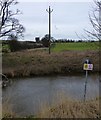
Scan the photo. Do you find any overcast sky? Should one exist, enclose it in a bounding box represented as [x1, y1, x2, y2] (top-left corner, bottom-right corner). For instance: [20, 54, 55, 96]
[14, 0, 95, 41]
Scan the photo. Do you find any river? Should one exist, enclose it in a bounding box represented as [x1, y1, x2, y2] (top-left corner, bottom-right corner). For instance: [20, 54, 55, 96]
[2, 74, 99, 117]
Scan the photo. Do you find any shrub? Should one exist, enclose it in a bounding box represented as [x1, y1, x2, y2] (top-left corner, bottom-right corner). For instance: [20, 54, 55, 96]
[8, 40, 21, 52]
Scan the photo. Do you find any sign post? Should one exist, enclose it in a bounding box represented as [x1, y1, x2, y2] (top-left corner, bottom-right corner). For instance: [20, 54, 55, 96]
[83, 59, 93, 102]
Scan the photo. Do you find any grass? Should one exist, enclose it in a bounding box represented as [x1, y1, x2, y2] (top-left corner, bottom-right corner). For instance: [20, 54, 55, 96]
[37, 98, 99, 118]
[2, 92, 100, 118]
[36, 92, 100, 118]
[2, 42, 100, 118]
[2, 48, 99, 78]
[2, 98, 16, 118]
[51, 42, 99, 52]
[2, 41, 100, 77]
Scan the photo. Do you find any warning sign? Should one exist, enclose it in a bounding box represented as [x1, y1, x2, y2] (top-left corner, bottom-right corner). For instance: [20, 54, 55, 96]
[83, 64, 93, 70]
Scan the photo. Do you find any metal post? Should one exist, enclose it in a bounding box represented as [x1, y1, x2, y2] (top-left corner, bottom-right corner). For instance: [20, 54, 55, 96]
[46, 6, 53, 54]
[84, 70, 88, 102]
[83, 59, 93, 102]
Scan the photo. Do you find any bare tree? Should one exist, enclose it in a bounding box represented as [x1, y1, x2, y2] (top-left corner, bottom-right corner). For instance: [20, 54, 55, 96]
[0, 0, 25, 39]
[85, 0, 101, 41]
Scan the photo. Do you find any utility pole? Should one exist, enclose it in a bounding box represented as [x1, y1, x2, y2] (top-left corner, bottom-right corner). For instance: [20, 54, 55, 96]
[46, 6, 53, 54]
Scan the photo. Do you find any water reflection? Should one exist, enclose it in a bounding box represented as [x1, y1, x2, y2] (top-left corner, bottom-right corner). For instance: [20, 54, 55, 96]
[2, 74, 99, 117]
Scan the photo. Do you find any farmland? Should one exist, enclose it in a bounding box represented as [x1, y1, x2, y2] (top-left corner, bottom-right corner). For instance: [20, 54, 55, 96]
[51, 42, 99, 52]
[1, 41, 99, 53]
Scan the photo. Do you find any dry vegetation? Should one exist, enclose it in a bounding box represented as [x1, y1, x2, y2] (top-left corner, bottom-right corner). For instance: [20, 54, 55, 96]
[2, 98, 16, 118]
[2, 43, 100, 119]
[2, 49, 99, 78]
[2, 94, 100, 118]
[37, 98, 100, 118]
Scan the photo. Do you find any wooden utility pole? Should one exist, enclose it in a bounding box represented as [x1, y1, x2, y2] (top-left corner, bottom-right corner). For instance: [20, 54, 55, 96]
[46, 6, 53, 54]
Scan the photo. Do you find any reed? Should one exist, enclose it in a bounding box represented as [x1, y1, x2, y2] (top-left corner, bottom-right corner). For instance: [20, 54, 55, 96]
[2, 97, 16, 118]
[37, 92, 99, 118]
[2, 50, 99, 78]
[2, 92, 100, 118]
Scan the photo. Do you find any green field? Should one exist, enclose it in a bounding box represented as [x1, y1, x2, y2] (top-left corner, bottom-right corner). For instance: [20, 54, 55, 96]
[51, 42, 99, 52]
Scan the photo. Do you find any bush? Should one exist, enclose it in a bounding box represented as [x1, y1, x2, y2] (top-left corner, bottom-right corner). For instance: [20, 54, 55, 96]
[2, 45, 10, 53]
[41, 34, 50, 47]
[8, 40, 21, 52]
[41, 38, 49, 47]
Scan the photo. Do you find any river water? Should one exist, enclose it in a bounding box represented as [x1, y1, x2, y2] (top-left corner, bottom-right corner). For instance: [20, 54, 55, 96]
[2, 74, 99, 117]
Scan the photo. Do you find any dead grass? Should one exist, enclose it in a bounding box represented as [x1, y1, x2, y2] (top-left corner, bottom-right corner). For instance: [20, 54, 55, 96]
[2, 49, 99, 78]
[2, 91, 100, 118]
[37, 95, 100, 118]
[2, 98, 16, 118]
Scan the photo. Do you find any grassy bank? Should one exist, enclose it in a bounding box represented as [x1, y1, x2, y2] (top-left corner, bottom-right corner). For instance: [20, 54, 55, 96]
[2, 95, 100, 118]
[2, 49, 99, 78]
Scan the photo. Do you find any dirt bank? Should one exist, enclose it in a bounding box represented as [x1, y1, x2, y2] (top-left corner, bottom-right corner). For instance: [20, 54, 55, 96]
[2, 49, 99, 78]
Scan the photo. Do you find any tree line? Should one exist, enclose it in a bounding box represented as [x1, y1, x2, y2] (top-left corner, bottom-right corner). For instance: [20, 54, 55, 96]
[0, 0, 101, 53]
